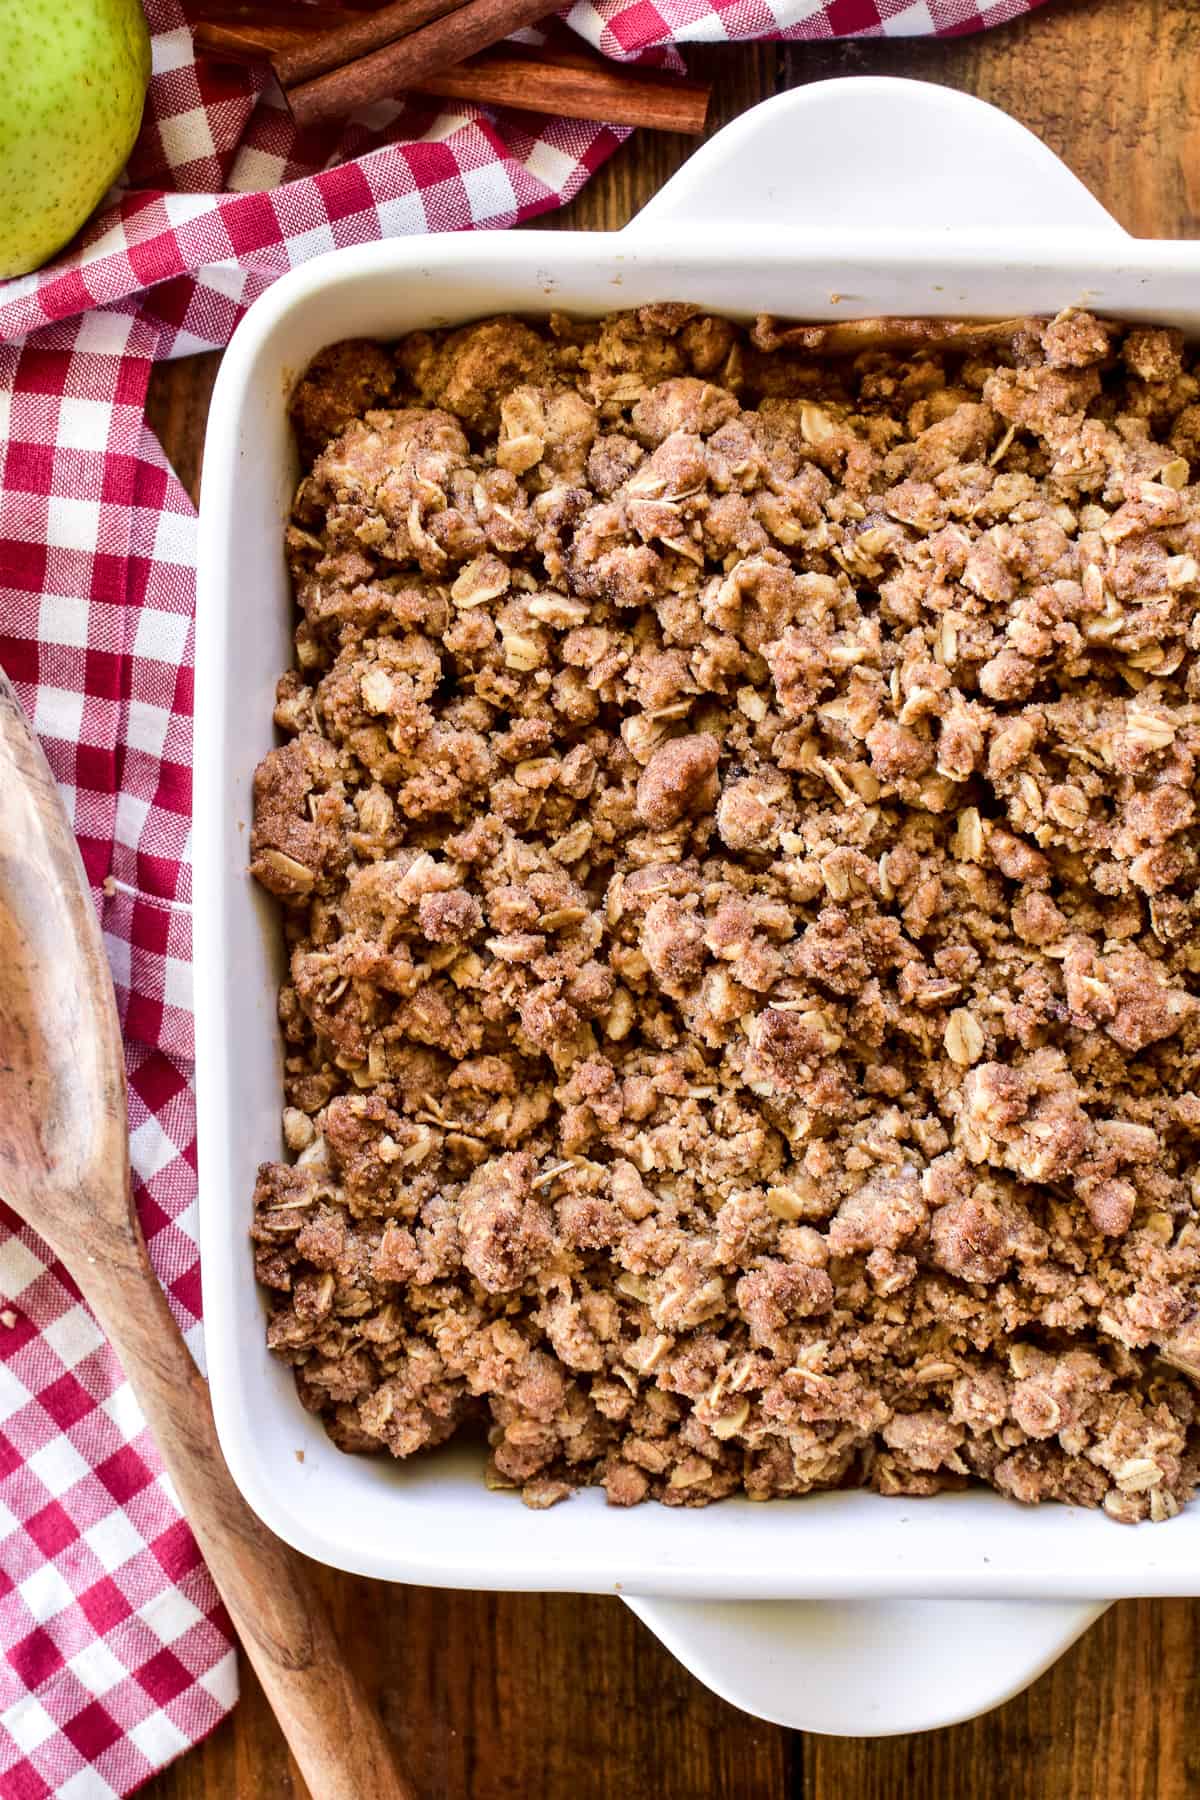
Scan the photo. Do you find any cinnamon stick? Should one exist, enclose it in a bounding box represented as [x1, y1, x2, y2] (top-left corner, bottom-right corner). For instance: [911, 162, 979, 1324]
[282, 0, 563, 126]
[424, 47, 707, 132]
[272, 0, 469, 86]
[194, 19, 311, 56]
[182, 1, 381, 22]
[194, 19, 710, 133]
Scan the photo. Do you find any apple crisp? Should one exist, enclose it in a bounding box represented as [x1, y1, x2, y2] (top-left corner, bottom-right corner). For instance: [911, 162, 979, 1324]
[250, 304, 1200, 1521]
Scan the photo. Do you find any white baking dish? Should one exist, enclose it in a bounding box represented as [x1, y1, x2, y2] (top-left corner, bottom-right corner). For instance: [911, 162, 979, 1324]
[195, 77, 1200, 1731]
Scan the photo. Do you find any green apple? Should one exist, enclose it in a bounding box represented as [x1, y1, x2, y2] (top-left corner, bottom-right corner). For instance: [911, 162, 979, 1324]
[0, 0, 151, 279]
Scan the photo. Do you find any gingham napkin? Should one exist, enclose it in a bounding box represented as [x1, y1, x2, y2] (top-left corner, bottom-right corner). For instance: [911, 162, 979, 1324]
[0, 0, 1050, 1792]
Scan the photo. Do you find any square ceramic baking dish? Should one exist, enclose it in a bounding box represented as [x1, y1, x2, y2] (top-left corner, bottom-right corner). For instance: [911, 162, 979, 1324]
[195, 77, 1200, 1732]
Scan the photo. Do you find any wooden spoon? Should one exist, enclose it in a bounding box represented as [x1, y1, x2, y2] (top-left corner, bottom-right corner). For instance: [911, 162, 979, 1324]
[0, 668, 413, 1800]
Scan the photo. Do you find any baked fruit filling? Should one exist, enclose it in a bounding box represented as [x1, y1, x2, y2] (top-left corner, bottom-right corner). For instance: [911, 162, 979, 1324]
[251, 304, 1200, 1520]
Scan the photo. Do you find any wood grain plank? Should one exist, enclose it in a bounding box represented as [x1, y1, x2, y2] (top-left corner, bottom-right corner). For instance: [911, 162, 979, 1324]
[806, 1599, 1200, 1800]
[143, 353, 222, 511]
[143, 5, 1200, 1793]
[146, 1574, 791, 1798]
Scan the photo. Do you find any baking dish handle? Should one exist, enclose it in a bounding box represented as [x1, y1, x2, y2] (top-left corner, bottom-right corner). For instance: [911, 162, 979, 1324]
[624, 1594, 1107, 1735]
[627, 77, 1126, 239]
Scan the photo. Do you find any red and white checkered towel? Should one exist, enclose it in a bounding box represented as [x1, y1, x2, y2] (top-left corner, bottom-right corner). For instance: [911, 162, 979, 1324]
[0, 0, 1050, 1791]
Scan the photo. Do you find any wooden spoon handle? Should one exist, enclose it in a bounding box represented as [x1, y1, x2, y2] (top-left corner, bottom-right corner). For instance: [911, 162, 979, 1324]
[91, 1245, 414, 1800]
[0, 669, 413, 1800]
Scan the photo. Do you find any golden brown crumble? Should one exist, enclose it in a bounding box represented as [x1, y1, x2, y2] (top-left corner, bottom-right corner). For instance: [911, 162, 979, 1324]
[251, 303, 1200, 1522]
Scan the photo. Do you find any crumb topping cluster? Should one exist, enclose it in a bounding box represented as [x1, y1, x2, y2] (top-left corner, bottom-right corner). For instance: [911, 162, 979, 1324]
[250, 304, 1200, 1521]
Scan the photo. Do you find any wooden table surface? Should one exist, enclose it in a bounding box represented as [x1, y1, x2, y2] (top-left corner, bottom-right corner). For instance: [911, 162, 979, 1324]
[142, 1, 1200, 1792]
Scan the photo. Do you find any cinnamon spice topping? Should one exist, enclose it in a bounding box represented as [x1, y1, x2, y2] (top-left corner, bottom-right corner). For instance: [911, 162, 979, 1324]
[252, 305, 1200, 1523]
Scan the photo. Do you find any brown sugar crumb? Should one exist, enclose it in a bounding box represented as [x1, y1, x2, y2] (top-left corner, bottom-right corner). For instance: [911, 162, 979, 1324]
[252, 305, 1200, 1524]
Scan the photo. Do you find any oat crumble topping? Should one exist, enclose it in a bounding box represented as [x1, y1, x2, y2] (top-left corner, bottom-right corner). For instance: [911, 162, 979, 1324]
[250, 304, 1200, 1521]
